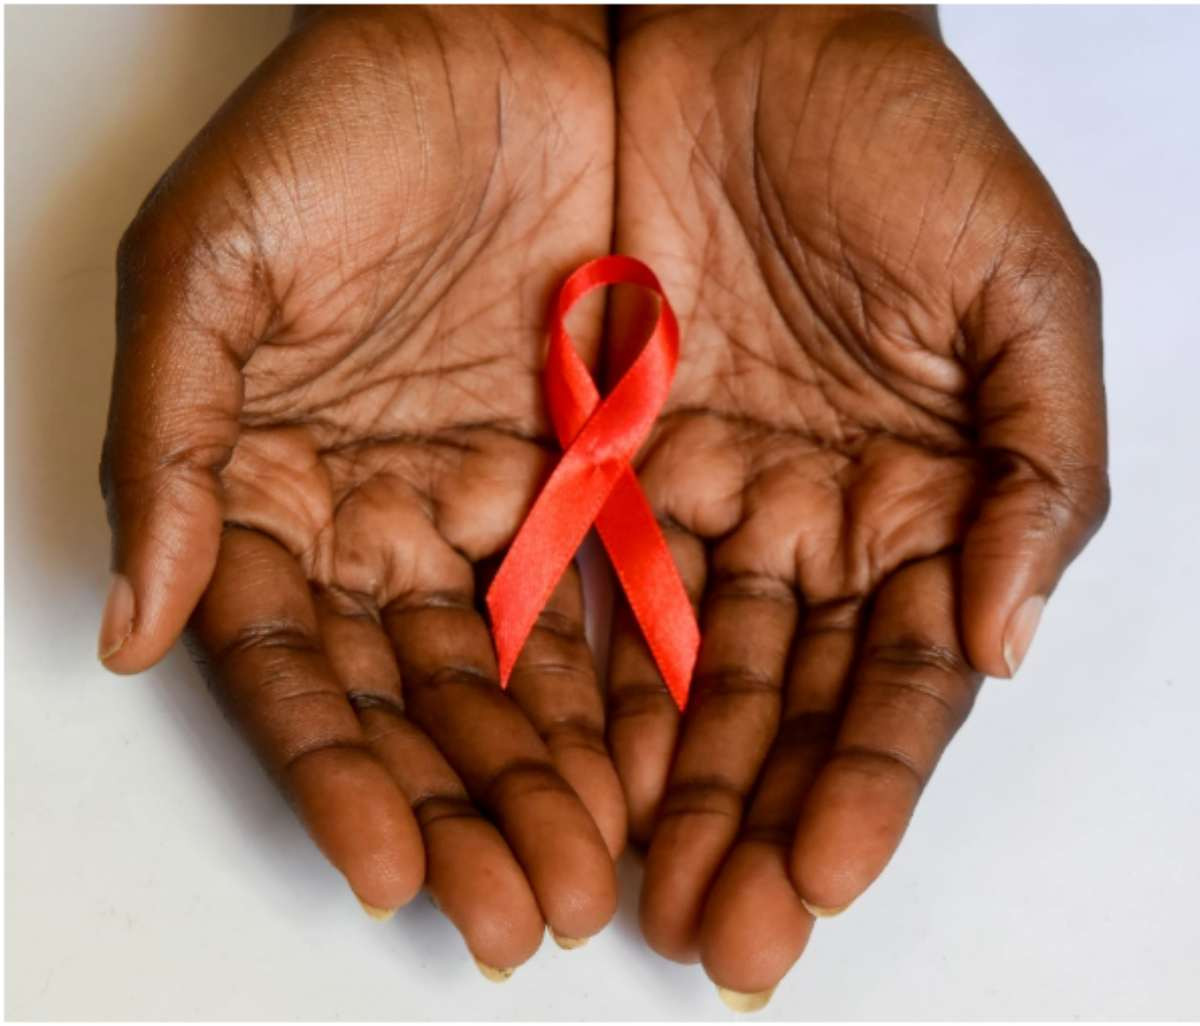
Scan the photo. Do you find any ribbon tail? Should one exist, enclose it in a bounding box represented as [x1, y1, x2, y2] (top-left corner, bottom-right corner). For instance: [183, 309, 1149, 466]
[487, 457, 623, 686]
[596, 469, 699, 709]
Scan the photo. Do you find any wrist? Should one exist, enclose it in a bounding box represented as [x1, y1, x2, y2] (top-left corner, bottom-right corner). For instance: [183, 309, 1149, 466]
[617, 5, 940, 45]
[293, 4, 608, 50]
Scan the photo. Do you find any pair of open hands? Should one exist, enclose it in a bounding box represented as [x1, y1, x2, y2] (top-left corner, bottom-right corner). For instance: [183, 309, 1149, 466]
[98, 5, 1108, 1006]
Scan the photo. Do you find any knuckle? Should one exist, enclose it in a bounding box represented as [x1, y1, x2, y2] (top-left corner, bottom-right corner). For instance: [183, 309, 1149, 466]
[116, 170, 266, 326]
[861, 676, 971, 733]
[828, 743, 927, 789]
[409, 792, 481, 830]
[984, 448, 1109, 538]
[541, 716, 606, 757]
[691, 665, 780, 701]
[281, 738, 371, 779]
[1072, 463, 1112, 530]
[862, 636, 978, 726]
[1040, 462, 1111, 540]
[531, 607, 587, 645]
[775, 709, 840, 752]
[484, 759, 572, 812]
[116, 183, 178, 284]
[657, 776, 744, 823]
[116, 197, 154, 263]
[346, 690, 406, 719]
[116, 214, 151, 278]
[866, 636, 970, 680]
[608, 681, 677, 723]
[704, 570, 797, 609]
[514, 659, 594, 688]
[414, 663, 498, 696]
[212, 618, 321, 671]
[1075, 243, 1103, 296]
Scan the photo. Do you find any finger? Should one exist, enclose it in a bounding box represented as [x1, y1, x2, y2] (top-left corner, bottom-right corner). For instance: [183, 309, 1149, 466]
[383, 588, 617, 943]
[606, 524, 706, 843]
[314, 591, 544, 970]
[640, 567, 798, 963]
[505, 563, 626, 860]
[961, 248, 1109, 677]
[790, 554, 981, 913]
[699, 598, 860, 998]
[190, 528, 423, 911]
[100, 210, 268, 673]
[701, 847, 807, 1012]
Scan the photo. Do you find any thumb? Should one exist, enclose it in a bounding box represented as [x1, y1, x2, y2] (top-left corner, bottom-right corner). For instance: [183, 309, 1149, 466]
[960, 245, 1110, 678]
[99, 205, 269, 673]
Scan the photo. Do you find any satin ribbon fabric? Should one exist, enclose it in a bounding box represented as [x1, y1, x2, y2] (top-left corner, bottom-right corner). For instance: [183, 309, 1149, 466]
[486, 256, 700, 709]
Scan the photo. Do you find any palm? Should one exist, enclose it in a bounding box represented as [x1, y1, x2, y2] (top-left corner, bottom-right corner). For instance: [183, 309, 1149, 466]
[110, 8, 621, 972]
[227, 16, 610, 572]
[610, 7, 1106, 997]
[615, 9, 1036, 593]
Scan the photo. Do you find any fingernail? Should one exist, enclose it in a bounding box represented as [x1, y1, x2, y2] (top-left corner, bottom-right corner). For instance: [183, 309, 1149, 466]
[1003, 595, 1045, 676]
[474, 957, 514, 983]
[98, 573, 135, 662]
[549, 927, 588, 950]
[357, 897, 395, 921]
[717, 986, 776, 1013]
[801, 898, 848, 918]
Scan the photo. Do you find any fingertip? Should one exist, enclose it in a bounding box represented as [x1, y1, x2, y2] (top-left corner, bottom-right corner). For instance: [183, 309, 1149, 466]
[97, 572, 136, 669]
[959, 469, 1090, 678]
[425, 818, 546, 971]
[356, 897, 396, 922]
[473, 957, 517, 983]
[1002, 594, 1045, 677]
[99, 605, 194, 676]
[98, 590, 210, 674]
[541, 830, 619, 942]
[100, 565, 221, 676]
[639, 817, 734, 963]
[289, 746, 425, 911]
[700, 842, 813, 996]
[960, 590, 1017, 679]
[549, 926, 588, 950]
[491, 775, 619, 943]
[799, 898, 848, 918]
[638, 893, 701, 965]
[466, 916, 545, 974]
[788, 769, 915, 914]
[961, 579, 1045, 680]
[960, 556, 1027, 676]
[101, 472, 224, 674]
[716, 984, 777, 1014]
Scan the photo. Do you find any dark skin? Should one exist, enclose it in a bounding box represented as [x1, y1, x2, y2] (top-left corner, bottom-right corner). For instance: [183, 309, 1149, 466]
[608, 5, 1107, 1002]
[100, 6, 623, 973]
[99, 3, 1107, 1001]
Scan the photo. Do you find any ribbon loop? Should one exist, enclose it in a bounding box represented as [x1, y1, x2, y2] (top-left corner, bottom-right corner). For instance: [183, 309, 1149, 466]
[486, 256, 700, 709]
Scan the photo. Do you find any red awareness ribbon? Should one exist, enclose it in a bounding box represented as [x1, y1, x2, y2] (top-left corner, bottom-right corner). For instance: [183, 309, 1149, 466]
[486, 255, 699, 710]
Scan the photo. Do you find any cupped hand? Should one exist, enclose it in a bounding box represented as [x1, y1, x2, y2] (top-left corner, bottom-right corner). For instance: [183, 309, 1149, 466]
[609, 6, 1108, 1000]
[100, 6, 621, 971]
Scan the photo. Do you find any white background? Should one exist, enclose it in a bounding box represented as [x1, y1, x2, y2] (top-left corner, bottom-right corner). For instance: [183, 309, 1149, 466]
[5, 5, 1199, 1020]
